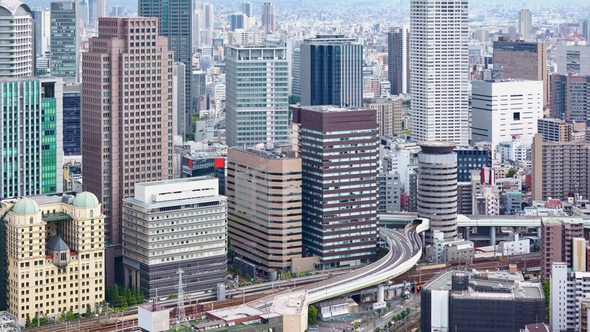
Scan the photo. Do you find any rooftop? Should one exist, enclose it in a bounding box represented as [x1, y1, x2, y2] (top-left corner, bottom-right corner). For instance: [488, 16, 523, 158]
[229, 147, 298, 160]
[272, 291, 307, 316]
[302, 105, 370, 113]
[208, 305, 265, 323]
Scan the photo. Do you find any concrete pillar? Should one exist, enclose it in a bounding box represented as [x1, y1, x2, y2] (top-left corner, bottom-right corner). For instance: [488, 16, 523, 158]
[377, 284, 385, 303]
[465, 227, 470, 241]
[490, 226, 496, 246]
[537, 227, 542, 237]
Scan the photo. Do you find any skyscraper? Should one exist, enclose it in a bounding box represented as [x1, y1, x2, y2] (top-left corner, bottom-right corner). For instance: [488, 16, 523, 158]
[88, 0, 105, 28]
[387, 25, 409, 95]
[225, 44, 290, 147]
[0, 77, 63, 198]
[417, 142, 458, 243]
[50, 1, 80, 83]
[31, 8, 50, 58]
[139, 0, 194, 129]
[493, 39, 549, 106]
[0, 1, 33, 77]
[82, 17, 174, 285]
[63, 84, 81, 156]
[202, 2, 214, 30]
[241, 1, 252, 17]
[293, 106, 379, 268]
[410, 0, 469, 146]
[518, 9, 532, 41]
[228, 12, 246, 31]
[551, 74, 590, 124]
[292, 48, 301, 98]
[300, 34, 363, 108]
[261, 2, 275, 34]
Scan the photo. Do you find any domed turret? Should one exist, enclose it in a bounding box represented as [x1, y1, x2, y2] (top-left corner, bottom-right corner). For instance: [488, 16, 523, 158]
[12, 197, 39, 215]
[72, 192, 99, 208]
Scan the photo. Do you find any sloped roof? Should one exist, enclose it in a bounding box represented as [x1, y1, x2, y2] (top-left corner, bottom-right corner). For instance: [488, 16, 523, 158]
[47, 235, 69, 252]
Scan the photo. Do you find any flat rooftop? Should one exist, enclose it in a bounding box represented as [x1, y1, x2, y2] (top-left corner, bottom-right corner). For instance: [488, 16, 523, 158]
[301, 105, 370, 113]
[208, 305, 265, 322]
[272, 291, 307, 316]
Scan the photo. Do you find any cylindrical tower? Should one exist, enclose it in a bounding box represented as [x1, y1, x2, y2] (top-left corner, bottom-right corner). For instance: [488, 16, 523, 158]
[417, 141, 457, 243]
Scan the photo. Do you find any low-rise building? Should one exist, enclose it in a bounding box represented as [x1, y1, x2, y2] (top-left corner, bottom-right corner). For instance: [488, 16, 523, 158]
[379, 172, 401, 213]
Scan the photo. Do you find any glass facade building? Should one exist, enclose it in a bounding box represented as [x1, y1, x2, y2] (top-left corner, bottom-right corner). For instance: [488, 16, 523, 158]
[50, 1, 80, 82]
[63, 85, 81, 155]
[225, 44, 290, 147]
[0, 77, 63, 198]
[456, 147, 492, 182]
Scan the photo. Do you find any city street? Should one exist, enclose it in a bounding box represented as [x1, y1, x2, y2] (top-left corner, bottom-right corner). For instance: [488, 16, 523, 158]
[360, 296, 421, 332]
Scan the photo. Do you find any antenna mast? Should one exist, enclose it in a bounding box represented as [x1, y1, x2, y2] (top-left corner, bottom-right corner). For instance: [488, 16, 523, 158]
[175, 269, 190, 327]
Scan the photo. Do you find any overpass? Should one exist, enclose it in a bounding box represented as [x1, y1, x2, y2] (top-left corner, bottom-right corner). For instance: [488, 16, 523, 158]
[250, 218, 430, 331]
[379, 213, 590, 228]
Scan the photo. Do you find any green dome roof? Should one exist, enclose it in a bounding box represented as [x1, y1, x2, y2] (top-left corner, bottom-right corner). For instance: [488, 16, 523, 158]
[72, 192, 99, 208]
[12, 197, 40, 215]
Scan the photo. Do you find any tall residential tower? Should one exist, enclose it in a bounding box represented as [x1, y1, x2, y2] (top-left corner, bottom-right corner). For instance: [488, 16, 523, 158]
[387, 26, 409, 95]
[410, 0, 469, 146]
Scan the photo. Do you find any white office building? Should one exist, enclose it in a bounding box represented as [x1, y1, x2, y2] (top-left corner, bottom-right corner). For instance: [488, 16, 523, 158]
[410, 0, 469, 146]
[471, 80, 543, 146]
[0, 0, 33, 77]
[518, 9, 532, 41]
[556, 44, 590, 75]
[495, 137, 529, 163]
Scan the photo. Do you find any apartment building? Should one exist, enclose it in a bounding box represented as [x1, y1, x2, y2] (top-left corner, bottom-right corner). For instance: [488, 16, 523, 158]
[378, 172, 401, 213]
[541, 218, 584, 283]
[363, 97, 402, 137]
[227, 147, 302, 275]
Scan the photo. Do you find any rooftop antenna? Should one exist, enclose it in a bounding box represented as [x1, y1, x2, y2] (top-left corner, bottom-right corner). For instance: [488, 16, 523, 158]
[175, 269, 190, 328]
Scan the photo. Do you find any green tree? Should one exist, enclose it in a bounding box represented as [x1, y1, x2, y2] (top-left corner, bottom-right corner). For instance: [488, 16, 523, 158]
[374, 328, 381, 332]
[25, 313, 31, 327]
[308, 305, 318, 324]
[507, 169, 517, 178]
[353, 322, 359, 330]
[66, 309, 75, 321]
[86, 304, 92, 316]
[112, 284, 119, 300]
[544, 280, 550, 320]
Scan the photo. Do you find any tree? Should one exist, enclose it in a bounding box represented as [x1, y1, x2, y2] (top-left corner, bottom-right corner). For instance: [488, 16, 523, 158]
[308, 305, 318, 324]
[544, 280, 550, 320]
[86, 304, 92, 316]
[25, 313, 31, 327]
[66, 309, 75, 321]
[507, 169, 517, 178]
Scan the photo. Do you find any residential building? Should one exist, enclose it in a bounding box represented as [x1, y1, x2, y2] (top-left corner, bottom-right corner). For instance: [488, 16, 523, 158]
[410, 0, 469, 146]
[227, 147, 302, 275]
[225, 43, 289, 148]
[473, 186, 500, 216]
[518, 9, 532, 41]
[456, 146, 492, 182]
[537, 118, 571, 142]
[549, 262, 590, 331]
[63, 84, 81, 156]
[122, 177, 227, 297]
[81, 17, 174, 285]
[531, 134, 590, 201]
[0, 77, 63, 198]
[139, 0, 194, 129]
[363, 97, 402, 137]
[31, 8, 50, 57]
[457, 183, 473, 215]
[378, 172, 401, 213]
[261, 2, 274, 34]
[0, 1, 33, 77]
[471, 80, 543, 146]
[387, 25, 409, 95]
[541, 218, 584, 282]
[492, 39, 549, 106]
[2, 192, 105, 325]
[408, 170, 417, 212]
[300, 35, 363, 108]
[556, 44, 590, 75]
[293, 106, 379, 268]
[421, 269, 545, 332]
[550, 74, 590, 125]
[418, 142, 458, 243]
[50, 1, 80, 83]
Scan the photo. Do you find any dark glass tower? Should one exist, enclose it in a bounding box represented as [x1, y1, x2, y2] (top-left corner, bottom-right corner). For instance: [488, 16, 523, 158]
[300, 34, 363, 108]
[139, 0, 194, 121]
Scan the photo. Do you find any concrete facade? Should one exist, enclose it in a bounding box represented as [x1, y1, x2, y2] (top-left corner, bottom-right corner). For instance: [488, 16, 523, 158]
[541, 218, 584, 283]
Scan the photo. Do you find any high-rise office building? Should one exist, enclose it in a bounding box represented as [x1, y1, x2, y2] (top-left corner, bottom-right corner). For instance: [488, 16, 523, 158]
[363, 97, 402, 137]
[518, 9, 532, 41]
[81, 17, 174, 285]
[292, 48, 301, 98]
[418, 142, 458, 243]
[261, 2, 275, 34]
[31, 8, 50, 57]
[556, 44, 590, 75]
[228, 12, 246, 31]
[387, 26, 409, 95]
[410, 0, 469, 146]
[551, 74, 590, 124]
[88, 0, 105, 27]
[471, 79, 543, 146]
[293, 106, 379, 268]
[173, 62, 187, 138]
[139, 0, 194, 129]
[492, 39, 549, 106]
[2, 193, 105, 326]
[0, 1, 33, 77]
[541, 218, 584, 283]
[225, 44, 290, 147]
[202, 2, 214, 30]
[63, 84, 81, 156]
[0, 77, 63, 198]
[300, 34, 363, 108]
[50, 1, 80, 83]
[227, 147, 302, 276]
[110, 5, 122, 16]
[240, 1, 252, 17]
[122, 177, 227, 297]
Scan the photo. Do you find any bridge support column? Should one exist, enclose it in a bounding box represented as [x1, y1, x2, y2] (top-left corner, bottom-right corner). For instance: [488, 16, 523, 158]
[465, 227, 470, 241]
[490, 226, 496, 246]
[377, 284, 384, 303]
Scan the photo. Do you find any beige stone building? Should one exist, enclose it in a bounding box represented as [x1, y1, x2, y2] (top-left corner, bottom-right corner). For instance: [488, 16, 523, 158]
[2, 192, 105, 325]
[227, 147, 302, 276]
[363, 97, 403, 136]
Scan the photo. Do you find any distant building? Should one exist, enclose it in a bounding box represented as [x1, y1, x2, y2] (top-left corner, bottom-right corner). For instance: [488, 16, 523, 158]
[63, 84, 81, 156]
[471, 80, 543, 146]
[182, 152, 226, 195]
[50, 1, 80, 82]
[387, 26, 409, 95]
[537, 118, 571, 142]
[293, 106, 379, 268]
[292, 48, 301, 98]
[456, 147, 492, 182]
[261, 2, 274, 33]
[421, 268, 545, 332]
[363, 97, 402, 137]
[31, 8, 50, 57]
[2, 193, 105, 325]
[496, 137, 529, 164]
[240, 1, 252, 17]
[457, 183, 473, 215]
[556, 44, 590, 75]
[300, 35, 363, 108]
[550, 74, 590, 125]
[518, 9, 532, 41]
[378, 172, 401, 213]
[228, 12, 246, 31]
[122, 177, 227, 298]
[227, 147, 302, 276]
[541, 218, 584, 283]
[0, 77, 64, 198]
[503, 192, 523, 214]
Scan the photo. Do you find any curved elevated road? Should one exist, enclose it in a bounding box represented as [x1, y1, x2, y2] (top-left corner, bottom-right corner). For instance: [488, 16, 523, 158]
[252, 218, 429, 309]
